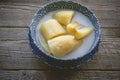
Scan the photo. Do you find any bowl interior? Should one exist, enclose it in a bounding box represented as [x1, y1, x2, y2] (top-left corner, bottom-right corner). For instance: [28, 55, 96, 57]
[35, 10, 95, 60]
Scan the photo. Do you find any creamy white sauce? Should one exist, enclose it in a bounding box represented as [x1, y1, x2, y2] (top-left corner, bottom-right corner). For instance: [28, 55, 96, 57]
[36, 10, 95, 60]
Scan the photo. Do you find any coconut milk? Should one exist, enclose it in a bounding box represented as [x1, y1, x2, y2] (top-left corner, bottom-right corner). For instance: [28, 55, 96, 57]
[36, 10, 95, 60]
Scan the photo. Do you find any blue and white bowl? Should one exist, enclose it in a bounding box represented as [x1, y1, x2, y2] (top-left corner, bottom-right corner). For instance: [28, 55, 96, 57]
[28, 0, 101, 69]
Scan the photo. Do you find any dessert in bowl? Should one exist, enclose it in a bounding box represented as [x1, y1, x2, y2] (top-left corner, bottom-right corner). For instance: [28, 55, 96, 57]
[28, 0, 101, 68]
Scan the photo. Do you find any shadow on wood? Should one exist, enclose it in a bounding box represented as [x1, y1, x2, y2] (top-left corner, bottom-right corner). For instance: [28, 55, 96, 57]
[44, 70, 81, 80]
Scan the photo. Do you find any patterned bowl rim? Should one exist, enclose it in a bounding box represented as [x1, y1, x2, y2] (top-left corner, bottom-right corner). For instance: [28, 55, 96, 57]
[28, 0, 102, 68]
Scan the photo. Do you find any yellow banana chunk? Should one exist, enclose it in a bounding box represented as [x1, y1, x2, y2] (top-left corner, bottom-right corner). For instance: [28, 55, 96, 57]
[53, 10, 75, 26]
[48, 35, 82, 57]
[75, 27, 93, 39]
[67, 22, 80, 34]
[40, 19, 66, 40]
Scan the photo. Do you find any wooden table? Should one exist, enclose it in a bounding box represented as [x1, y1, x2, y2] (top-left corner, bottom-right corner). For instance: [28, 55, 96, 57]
[0, 0, 120, 80]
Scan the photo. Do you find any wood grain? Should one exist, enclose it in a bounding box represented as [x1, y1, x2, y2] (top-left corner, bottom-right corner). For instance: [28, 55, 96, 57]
[0, 70, 119, 80]
[0, 0, 120, 27]
[0, 0, 120, 79]
[0, 28, 28, 41]
[0, 28, 119, 70]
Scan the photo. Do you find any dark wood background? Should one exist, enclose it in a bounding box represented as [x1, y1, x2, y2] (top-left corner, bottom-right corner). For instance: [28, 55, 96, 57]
[0, 0, 120, 80]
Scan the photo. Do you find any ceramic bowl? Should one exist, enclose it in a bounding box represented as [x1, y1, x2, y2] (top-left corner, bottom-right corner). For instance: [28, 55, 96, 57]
[28, 0, 101, 69]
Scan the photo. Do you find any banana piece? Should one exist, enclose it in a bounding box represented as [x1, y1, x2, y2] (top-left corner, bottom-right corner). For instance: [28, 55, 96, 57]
[67, 21, 80, 34]
[40, 19, 66, 40]
[48, 35, 82, 57]
[75, 27, 93, 39]
[53, 10, 75, 26]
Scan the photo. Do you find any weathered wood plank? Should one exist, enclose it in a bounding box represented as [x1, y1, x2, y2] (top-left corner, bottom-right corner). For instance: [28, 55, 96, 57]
[0, 0, 50, 5]
[0, 4, 36, 27]
[0, 28, 28, 41]
[0, 0, 120, 6]
[0, 56, 50, 69]
[0, 28, 120, 41]
[0, 1, 119, 27]
[0, 28, 120, 69]
[0, 70, 120, 80]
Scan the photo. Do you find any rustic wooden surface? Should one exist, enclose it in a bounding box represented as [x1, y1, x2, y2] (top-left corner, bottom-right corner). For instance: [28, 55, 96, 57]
[0, 0, 120, 80]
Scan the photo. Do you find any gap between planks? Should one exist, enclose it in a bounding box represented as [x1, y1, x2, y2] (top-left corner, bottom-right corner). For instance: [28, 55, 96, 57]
[0, 69, 120, 71]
